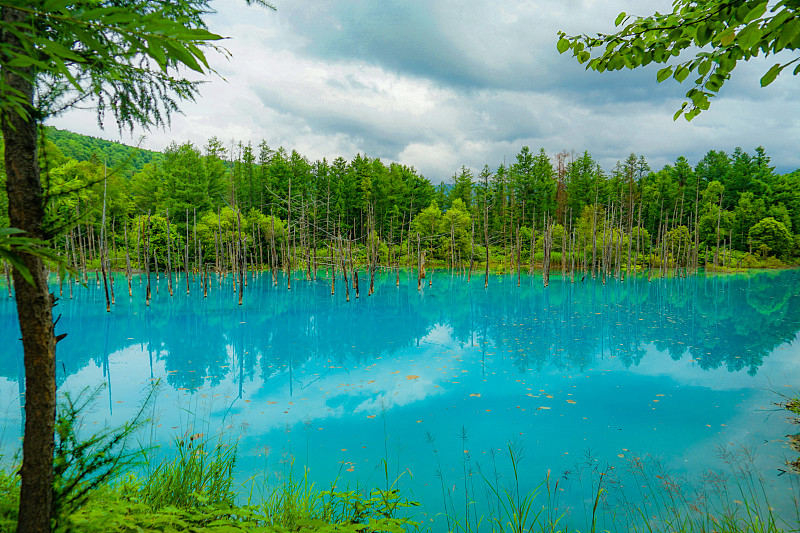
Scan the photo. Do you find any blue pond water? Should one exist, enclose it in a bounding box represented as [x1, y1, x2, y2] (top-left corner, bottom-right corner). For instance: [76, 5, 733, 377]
[1, 269, 799, 528]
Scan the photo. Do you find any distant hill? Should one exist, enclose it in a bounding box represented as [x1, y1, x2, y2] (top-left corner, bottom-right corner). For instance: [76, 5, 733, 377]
[43, 126, 163, 176]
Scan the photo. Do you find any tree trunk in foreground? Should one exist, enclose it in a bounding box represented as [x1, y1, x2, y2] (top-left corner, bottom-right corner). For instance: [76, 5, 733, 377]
[2, 7, 57, 532]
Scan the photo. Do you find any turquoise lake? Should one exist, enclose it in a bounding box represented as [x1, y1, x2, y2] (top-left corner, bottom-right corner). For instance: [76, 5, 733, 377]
[1, 269, 800, 529]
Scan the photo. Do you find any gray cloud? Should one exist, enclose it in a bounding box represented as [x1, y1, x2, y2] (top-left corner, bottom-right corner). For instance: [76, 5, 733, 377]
[48, 0, 800, 183]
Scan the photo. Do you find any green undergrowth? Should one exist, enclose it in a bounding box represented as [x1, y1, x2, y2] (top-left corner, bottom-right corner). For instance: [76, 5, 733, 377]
[0, 436, 420, 533]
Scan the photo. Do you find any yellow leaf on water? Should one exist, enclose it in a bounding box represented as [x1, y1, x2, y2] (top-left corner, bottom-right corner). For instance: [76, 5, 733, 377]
[406, 375, 419, 380]
[470, 393, 481, 397]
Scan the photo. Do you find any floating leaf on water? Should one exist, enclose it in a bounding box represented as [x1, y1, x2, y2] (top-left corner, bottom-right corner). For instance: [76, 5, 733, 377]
[469, 393, 481, 397]
[566, 399, 576, 404]
[406, 375, 420, 380]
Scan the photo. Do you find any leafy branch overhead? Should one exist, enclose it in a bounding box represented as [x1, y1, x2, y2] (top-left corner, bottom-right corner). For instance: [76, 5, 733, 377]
[0, 0, 273, 129]
[556, 0, 800, 120]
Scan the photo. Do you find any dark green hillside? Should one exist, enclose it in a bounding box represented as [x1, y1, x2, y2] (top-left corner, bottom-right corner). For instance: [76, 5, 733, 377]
[43, 126, 163, 176]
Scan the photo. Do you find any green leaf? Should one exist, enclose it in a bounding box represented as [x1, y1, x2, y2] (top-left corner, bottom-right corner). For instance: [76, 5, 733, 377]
[777, 19, 800, 50]
[556, 37, 570, 54]
[0, 250, 34, 285]
[719, 29, 736, 46]
[615, 12, 627, 26]
[656, 66, 673, 82]
[674, 65, 690, 82]
[696, 23, 713, 46]
[760, 63, 782, 86]
[743, 2, 768, 24]
[736, 23, 763, 50]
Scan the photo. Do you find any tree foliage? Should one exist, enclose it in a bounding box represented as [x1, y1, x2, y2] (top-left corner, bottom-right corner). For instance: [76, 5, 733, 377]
[557, 0, 800, 120]
[749, 216, 793, 256]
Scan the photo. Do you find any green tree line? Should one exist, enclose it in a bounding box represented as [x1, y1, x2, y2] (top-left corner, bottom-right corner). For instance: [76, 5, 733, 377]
[3, 130, 799, 273]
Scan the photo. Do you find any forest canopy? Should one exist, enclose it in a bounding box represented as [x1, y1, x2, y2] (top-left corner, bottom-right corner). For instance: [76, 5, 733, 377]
[3, 127, 799, 267]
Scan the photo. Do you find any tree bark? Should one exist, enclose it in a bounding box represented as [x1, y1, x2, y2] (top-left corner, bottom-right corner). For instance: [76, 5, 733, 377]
[2, 6, 57, 531]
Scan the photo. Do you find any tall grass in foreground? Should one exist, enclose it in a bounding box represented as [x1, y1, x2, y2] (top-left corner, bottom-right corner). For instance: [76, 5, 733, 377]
[438, 443, 800, 533]
[2, 385, 799, 533]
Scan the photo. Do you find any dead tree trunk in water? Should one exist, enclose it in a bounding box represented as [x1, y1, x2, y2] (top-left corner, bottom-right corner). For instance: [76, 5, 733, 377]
[542, 216, 552, 287]
[124, 222, 132, 296]
[467, 215, 475, 283]
[165, 209, 174, 296]
[484, 206, 489, 289]
[270, 214, 278, 286]
[338, 232, 350, 302]
[145, 212, 152, 305]
[237, 210, 245, 305]
[185, 209, 191, 294]
[99, 174, 111, 312]
[417, 233, 423, 291]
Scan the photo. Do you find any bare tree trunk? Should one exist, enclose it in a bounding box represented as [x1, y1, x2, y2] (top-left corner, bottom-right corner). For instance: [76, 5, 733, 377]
[330, 242, 336, 295]
[516, 224, 521, 287]
[287, 177, 292, 290]
[237, 210, 245, 305]
[417, 232, 423, 291]
[145, 212, 152, 305]
[467, 216, 475, 283]
[338, 232, 350, 302]
[185, 209, 191, 294]
[714, 193, 723, 270]
[484, 205, 489, 289]
[165, 208, 173, 296]
[270, 215, 277, 286]
[124, 222, 132, 297]
[530, 208, 536, 275]
[99, 173, 111, 312]
[542, 216, 552, 287]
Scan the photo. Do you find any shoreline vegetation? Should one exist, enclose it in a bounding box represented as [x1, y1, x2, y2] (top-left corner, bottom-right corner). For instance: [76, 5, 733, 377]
[3, 130, 800, 309]
[1, 395, 799, 532]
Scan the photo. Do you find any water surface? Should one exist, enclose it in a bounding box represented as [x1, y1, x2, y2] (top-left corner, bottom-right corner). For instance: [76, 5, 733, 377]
[1, 269, 799, 528]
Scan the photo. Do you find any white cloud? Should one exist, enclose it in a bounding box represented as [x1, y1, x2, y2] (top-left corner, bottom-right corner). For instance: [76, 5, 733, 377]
[48, 0, 800, 182]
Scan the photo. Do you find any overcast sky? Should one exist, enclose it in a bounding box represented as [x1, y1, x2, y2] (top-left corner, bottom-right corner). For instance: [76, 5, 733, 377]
[49, 0, 800, 181]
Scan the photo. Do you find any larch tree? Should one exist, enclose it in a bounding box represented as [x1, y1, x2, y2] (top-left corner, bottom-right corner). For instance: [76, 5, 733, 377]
[0, 1, 272, 530]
